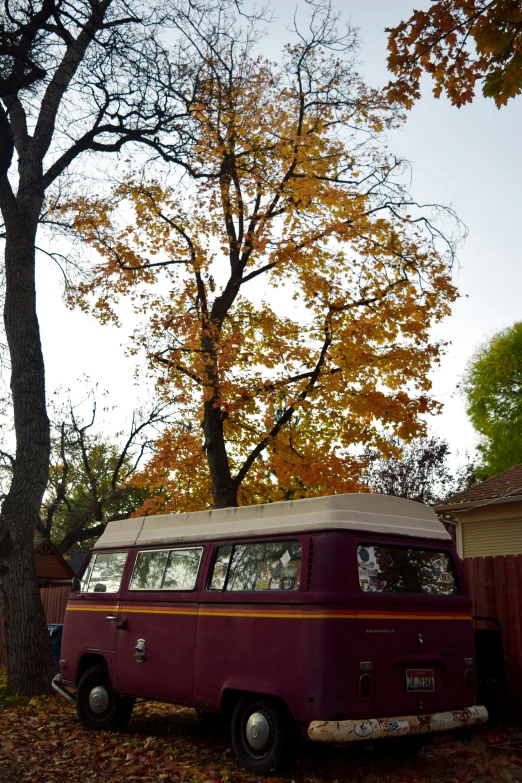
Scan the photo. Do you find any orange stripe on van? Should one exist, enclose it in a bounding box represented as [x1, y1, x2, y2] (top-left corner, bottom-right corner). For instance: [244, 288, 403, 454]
[123, 607, 198, 616]
[66, 604, 471, 622]
[66, 605, 120, 612]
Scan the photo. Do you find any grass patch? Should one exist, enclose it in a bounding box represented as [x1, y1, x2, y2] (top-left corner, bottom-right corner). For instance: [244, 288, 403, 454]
[0, 685, 28, 709]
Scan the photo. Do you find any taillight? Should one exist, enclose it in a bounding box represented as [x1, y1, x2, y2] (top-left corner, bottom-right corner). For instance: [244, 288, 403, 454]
[464, 668, 474, 691]
[359, 673, 372, 699]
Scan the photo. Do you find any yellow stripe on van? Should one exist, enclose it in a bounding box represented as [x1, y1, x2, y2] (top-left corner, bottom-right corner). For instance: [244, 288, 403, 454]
[358, 612, 471, 621]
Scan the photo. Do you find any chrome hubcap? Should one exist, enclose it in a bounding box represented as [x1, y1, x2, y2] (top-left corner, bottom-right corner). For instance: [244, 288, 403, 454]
[88, 685, 110, 715]
[246, 711, 270, 751]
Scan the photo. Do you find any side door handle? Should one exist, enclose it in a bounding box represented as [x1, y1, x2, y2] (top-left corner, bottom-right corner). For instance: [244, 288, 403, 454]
[106, 615, 118, 622]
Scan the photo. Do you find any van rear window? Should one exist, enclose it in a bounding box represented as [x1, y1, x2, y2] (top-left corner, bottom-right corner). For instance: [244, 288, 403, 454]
[357, 544, 458, 595]
[209, 541, 302, 592]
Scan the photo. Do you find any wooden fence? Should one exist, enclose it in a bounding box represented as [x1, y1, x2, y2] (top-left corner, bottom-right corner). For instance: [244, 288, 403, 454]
[0, 582, 71, 667]
[463, 555, 522, 715]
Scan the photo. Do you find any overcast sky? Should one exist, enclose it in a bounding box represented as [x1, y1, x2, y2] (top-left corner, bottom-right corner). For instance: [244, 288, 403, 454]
[35, 0, 522, 463]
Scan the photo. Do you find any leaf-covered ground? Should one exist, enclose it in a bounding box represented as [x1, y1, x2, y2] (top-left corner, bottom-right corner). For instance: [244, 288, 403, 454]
[1, 672, 522, 783]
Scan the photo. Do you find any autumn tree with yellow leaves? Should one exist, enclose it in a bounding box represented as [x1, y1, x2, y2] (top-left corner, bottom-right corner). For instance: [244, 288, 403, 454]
[65, 1, 459, 512]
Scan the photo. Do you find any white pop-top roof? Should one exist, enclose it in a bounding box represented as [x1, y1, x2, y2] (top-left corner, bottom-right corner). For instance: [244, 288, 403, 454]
[93, 493, 451, 549]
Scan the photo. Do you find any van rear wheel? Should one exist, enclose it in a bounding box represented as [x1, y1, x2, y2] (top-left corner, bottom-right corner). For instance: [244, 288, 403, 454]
[231, 694, 297, 774]
[76, 665, 134, 730]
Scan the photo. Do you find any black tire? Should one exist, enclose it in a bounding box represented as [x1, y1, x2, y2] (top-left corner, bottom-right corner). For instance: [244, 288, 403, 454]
[231, 694, 298, 774]
[76, 664, 134, 731]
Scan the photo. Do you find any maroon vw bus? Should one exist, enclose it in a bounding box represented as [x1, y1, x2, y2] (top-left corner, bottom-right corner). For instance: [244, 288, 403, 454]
[53, 494, 487, 773]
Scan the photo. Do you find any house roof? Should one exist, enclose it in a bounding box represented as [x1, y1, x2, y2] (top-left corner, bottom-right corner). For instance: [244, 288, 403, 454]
[32, 538, 75, 580]
[436, 463, 522, 512]
[94, 493, 451, 549]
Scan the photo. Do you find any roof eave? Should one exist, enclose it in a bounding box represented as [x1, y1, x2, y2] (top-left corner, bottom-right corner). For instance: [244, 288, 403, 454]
[436, 493, 522, 513]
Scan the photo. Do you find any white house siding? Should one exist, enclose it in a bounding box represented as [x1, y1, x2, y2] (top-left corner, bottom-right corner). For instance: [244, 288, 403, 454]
[460, 507, 522, 558]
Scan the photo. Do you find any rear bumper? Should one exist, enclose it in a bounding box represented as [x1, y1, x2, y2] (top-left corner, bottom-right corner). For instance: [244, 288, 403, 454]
[308, 704, 488, 743]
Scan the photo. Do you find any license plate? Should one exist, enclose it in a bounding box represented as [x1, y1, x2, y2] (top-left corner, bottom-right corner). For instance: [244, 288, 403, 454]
[406, 668, 435, 692]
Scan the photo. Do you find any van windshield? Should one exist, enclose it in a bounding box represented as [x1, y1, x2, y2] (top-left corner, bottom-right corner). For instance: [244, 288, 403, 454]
[357, 544, 458, 596]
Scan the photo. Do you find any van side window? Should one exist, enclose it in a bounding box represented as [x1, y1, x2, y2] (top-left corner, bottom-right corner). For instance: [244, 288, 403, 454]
[163, 549, 203, 590]
[129, 550, 169, 590]
[210, 540, 302, 592]
[129, 547, 203, 591]
[357, 544, 458, 595]
[80, 552, 128, 593]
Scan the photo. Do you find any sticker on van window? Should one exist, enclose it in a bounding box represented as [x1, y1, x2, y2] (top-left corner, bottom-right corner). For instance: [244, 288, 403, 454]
[357, 544, 458, 596]
[224, 540, 302, 592]
[358, 547, 370, 563]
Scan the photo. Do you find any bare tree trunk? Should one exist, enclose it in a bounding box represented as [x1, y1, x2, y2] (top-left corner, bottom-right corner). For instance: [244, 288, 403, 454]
[0, 545, 56, 693]
[0, 207, 56, 694]
[203, 402, 238, 508]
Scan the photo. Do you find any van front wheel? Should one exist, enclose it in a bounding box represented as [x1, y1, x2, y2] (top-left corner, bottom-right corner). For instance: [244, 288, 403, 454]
[231, 694, 297, 774]
[76, 665, 134, 730]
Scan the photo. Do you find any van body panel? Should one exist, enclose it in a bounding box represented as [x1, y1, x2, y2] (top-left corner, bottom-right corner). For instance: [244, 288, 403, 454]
[63, 593, 120, 654]
[194, 603, 303, 715]
[115, 598, 199, 703]
[193, 538, 307, 716]
[301, 610, 362, 721]
[61, 646, 117, 687]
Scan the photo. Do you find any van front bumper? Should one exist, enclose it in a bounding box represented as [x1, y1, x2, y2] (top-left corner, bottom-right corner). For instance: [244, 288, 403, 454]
[52, 673, 76, 703]
[308, 704, 488, 743]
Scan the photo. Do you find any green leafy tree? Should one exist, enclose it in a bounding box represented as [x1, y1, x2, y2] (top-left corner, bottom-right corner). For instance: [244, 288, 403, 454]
[463, 322, 522, 476]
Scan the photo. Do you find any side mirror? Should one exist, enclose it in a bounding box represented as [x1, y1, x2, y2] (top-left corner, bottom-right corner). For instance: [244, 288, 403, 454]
[72, 576, 81, 592]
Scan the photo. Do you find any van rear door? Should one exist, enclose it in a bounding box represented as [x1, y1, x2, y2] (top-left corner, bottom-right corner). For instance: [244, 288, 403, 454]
[356, 543, 475, 717]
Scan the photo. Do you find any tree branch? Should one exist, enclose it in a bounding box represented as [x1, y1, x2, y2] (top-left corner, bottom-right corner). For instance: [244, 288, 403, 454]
[234, 326, 333, 486]
[56, 522, 107, 554]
